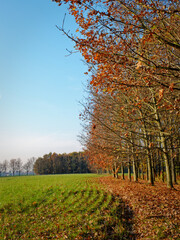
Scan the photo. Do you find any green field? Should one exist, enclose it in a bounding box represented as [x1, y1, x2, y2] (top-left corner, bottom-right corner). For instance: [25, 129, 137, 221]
[0, 174, 131, 239]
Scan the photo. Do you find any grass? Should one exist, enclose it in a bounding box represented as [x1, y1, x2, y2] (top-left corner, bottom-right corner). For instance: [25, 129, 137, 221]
[0, 174, 132, 239]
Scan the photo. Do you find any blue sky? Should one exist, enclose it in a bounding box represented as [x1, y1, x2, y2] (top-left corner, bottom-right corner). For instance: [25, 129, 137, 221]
[0, 0, 88, 161]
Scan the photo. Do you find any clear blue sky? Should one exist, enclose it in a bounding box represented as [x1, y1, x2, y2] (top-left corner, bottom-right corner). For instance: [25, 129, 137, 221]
[0, 0, 88, 161]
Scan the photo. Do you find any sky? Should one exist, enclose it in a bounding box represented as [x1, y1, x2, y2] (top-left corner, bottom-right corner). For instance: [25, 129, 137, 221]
[0, 0, 88, 162]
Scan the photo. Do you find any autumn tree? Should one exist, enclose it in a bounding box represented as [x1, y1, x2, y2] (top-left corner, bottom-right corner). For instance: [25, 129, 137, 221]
[80, 77, 179, 186]
[54, 0, 180, 188]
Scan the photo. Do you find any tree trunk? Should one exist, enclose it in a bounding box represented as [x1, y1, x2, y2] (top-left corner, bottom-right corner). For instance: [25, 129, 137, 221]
[171, 157, 177, 184]
[153, 96, 173, 188]
[121, 164, 125, 180]
[147, 152, 154, 185]
[159, 133, 173, 188]
[139, 109, 154, 185]
[146, 161, 149, 181]
[158, 150, 161, 177]
[170, 138, 177, 184]
[137, 162, 140, 179]
[161, 160, 165, 182]
[142, 165, 144, 180]
[132, 157, 138, 182]
[128, 161, 131, 181]
[130, 133, 138, 182]
[152, 154, 155, 182]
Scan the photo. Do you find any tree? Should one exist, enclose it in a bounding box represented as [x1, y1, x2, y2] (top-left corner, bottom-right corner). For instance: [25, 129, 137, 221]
[0, 162, 3, 176]
[28, 157, 36, 175]
[33, 152, 91, 175]
[2, 160, 9, 176]
[54, 0, 179, 188]
[9, 159, 17, 176]
[23, 159, 32, 175]
[16, 158, 23, 176]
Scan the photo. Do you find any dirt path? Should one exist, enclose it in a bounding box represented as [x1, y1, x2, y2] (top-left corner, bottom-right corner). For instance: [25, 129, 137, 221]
[98, 176, 180, 239]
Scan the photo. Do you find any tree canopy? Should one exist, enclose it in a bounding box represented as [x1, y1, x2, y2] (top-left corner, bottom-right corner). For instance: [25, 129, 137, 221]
[33, 152, 92, 175]
[53, 0, 180, 188]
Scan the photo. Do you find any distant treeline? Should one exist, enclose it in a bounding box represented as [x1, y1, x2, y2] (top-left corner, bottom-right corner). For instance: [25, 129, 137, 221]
[33, 152, 92, 175]
[0, 158, 35, 176]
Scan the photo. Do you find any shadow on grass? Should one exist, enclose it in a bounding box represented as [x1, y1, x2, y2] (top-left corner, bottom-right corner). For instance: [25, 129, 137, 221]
[0, 188, 136, 240]
[79, 195, 136, 240]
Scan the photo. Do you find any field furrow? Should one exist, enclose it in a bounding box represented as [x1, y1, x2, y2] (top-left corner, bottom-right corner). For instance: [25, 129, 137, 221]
[0, 174, 133, 239]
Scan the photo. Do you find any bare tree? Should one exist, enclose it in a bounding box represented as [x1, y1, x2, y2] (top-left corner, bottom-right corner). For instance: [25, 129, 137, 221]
[9, 159, 17, 176]
[2, 160, 9, 176]
[23, 159, 32, 175]
[0, 162, 3, 176]
[16, 158, 23, 176]
[29, 157, 36, 175]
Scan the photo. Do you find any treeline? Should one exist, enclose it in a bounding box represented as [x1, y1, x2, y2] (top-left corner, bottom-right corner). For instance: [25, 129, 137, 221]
[33, 152, 92, 175]
[0, 158, 36, 176]
[55, 0, 180, 188]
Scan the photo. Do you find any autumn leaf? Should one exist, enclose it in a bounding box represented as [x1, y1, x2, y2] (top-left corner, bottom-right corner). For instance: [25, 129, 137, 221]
[158, 88, 164, 102]
[169, 83, 174, 92]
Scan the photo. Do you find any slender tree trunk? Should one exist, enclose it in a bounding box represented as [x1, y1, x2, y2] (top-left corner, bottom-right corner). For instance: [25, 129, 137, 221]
[158, 150, 161, 177]
[153, 96, 173, 188]
[121, 164, 125, 180]
[128, 161, 131, 181]
[139, 166, 141, 179]
[112, 165, 116, 178]
[152, 155, 155, 182]
[171, 157, 177, 184]
[142, 165, 144, 180]
[146, 161, 149, 181]
[139, 109, 154, 185]
[137, 162, 140, 179]
[161, 160, 165, 182]
[170, 138, 177, 184]
[159, 133, 173, 188]
[130, 133, 138, 182]
[114, 163, 116, 178]
[147, 151, 154, 185]
[115, 166, 120, 178]
[132, 157, 138, 182]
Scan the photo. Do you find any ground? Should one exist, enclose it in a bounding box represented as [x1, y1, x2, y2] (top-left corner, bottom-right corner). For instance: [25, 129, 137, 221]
[98, 176, 180, 240]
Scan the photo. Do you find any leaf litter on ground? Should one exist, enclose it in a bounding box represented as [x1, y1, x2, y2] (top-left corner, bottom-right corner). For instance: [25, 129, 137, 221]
[98, 176, 180, 240]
